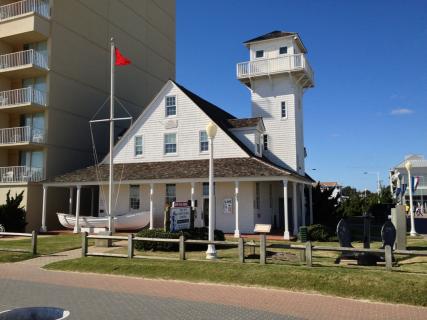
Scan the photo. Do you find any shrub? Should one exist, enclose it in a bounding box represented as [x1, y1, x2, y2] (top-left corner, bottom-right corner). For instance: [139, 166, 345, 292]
[135, 227, 225, 252]
[307, 224, 332, 242]
[0, 191, 27, 232]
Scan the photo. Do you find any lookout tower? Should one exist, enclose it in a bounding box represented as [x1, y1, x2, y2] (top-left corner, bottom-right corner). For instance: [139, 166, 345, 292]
[236, 31, 314, 174]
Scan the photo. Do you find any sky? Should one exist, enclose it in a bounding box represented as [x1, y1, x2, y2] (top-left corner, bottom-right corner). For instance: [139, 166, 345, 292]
[175, 0, 427, 191]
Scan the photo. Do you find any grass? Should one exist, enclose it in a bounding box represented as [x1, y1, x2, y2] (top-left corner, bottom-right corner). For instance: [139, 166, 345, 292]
[45, 256, 427, 306]
[0, 234, 85, 263]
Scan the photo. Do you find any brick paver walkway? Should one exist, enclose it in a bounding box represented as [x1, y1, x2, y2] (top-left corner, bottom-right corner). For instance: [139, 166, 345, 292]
[0, 254, 426, 320]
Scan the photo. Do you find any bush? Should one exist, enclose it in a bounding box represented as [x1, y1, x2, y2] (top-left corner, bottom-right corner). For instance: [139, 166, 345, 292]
[135, 227, 225, 252]
[0, 191, 27, 232]
[307, 224, 332, 242]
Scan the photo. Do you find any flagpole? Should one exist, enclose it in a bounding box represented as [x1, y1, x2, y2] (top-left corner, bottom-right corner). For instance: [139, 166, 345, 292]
[108, 37, 115, 233]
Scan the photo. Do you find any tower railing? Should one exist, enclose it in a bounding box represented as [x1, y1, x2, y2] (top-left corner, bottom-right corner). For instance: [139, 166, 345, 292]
[0, 0, 50, 21]
[236, 54, 314, 81]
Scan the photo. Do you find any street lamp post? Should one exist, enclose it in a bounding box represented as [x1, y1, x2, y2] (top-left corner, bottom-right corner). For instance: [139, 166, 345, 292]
[206, 122, 217, 260]
[405, 161, 418, 236]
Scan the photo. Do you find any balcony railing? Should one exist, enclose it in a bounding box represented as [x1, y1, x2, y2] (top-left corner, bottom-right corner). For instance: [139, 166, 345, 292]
[0, 126, 44, 144]
[0, 0, 50, 21]
[0, 87, 47, 108]
[0, 49, 48, 71]
[0, 166, 44, 183]
[236, 54, 314, 82]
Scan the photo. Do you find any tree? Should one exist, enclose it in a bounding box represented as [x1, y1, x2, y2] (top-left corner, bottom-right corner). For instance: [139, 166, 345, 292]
[312, 183, 341, 227]
[0, 190, 27, 232]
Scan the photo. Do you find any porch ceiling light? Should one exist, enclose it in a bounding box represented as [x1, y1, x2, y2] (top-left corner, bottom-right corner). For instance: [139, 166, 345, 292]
[206, 122, 217, 139]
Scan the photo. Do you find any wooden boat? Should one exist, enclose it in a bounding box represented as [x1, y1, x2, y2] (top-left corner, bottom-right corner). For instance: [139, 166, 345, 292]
[57, 211, 150, 231]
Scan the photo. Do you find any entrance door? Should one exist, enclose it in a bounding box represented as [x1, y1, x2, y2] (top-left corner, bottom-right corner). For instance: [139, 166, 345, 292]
[203, 198, 209, 227]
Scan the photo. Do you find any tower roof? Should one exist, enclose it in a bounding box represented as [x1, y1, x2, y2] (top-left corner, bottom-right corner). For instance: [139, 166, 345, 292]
[243, 30, 307, 53]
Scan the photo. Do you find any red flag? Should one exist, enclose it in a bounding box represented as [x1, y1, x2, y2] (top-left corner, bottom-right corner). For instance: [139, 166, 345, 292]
[115, 48, 131, 66]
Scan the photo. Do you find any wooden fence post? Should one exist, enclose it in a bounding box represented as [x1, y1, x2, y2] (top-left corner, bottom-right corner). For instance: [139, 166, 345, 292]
[260, 233, 266, 265]
[238, 237, 245, 263]
[31, 230, 37, 255]
[385, 245, 392, 271]
[305, 241, 312, 267]
[128, 234, 134, 259]
[179, 235, 185, 261]
[82, 232, 88, 257]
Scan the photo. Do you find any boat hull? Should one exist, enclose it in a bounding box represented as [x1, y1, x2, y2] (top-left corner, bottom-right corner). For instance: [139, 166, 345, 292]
[57, 212, 150, 231]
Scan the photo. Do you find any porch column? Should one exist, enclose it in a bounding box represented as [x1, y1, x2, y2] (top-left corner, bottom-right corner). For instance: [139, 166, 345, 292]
[283, 179, 290, 240]
[292, 182, 298, 236]
[40, 186, 47, 232]
[309, 185, 313, 225]
[74, 185, 81, 233]
[68, 187, 74, 214]
[300, 184, 306, 226]
[234, 181, 240, 238]
[149, 183, 154, 230]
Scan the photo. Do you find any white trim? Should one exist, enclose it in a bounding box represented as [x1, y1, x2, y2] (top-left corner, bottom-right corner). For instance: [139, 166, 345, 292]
[280, 101, 288, 119]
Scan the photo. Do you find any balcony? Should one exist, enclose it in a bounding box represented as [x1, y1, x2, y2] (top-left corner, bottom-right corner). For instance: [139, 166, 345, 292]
[0, 49, 48, 78]
[0, 165, 44, 183]
[0, 87, 47, 113]
[0, 0, 50, 44]
[0, 126, 45, 148]
[236, 54, 314, 88]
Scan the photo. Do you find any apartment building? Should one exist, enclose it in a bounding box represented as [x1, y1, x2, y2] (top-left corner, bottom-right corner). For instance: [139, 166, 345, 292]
[0, 0, 175, 231]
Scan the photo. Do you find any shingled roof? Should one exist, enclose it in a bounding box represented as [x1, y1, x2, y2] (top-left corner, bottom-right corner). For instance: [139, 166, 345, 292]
[243, 30, 297, 44]
[227, 117, 263, 129]
[46, 158, 291, 185]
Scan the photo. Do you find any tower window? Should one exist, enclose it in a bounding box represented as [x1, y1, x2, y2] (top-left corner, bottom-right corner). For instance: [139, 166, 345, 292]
[255, 50, 264, 58]
[263, 134, 268, 150]
[281, 101, 287, 118]
[279, 46, 288, 54]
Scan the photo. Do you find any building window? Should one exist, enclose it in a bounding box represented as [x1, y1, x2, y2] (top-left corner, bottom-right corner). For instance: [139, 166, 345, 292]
[263, 134, 268, 151]
[203, 182, 209, 197]
[164, 133, 177, 154]
[199, 130, 208, 152]
[165, 184, 176, 205]
[165, 96, 176, 117]
[281, 101, 287, 118]
[129, 185, 140, 210]
[279, 46, 288, 54]
[255, 50, 264, 58]
[255, 183, 260, 209]
[134, 135, 143, 156]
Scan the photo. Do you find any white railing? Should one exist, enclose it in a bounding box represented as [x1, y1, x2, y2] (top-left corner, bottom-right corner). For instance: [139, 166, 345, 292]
[0, 166, 44, 183]
[0, 87, 47, 107]
[236, 54, 314, 82]
[0, 126, 44, 144]
[0, 49, 48, 71]
[0, 0, 50, 21]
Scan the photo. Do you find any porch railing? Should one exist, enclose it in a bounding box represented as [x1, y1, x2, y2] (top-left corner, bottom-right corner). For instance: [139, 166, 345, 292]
[0, 49, 48, 71]
[0, 166, 44, 183]
[0, 0, 50, 21]
[0, 126, 45, 144]
[0, 87, 47, 107]
[236, 53, 314, 81]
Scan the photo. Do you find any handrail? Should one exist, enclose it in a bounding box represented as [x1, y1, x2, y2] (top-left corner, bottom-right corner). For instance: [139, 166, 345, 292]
[0, 87, 47, 107]
[0, 49, 48, 70]
[0, 230, 37, 255]
[0, 125, 45, 144]
[0, 165, 44, 183]
[0, 0, 50, 21]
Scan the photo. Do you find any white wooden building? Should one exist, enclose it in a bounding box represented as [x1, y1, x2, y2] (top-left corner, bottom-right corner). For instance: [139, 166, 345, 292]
[41, 31, 315, 238]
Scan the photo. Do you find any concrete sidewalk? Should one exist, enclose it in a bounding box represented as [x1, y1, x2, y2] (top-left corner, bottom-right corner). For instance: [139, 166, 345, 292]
[0, 259, 425, 320]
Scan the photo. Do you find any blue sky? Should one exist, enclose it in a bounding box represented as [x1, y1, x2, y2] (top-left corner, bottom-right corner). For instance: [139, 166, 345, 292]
[175, 0, 427, 191]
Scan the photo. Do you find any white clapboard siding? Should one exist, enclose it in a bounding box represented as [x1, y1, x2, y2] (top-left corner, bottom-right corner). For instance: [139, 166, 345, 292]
[251, 76, 299, 171]
[249, 37, 296, 60]
[110, 81, 247, 164]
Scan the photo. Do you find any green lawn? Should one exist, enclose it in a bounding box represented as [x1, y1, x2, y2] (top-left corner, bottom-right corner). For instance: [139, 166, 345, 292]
[0, 234, 85, 263]
[45, 256, 427, 306]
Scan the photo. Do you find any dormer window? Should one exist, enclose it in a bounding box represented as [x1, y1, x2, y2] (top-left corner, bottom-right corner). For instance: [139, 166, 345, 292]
[281, 101, 287, 118]
[279, 46, 288, 54]
[165, 96, 176, 117]
[255, 50, 264, 58]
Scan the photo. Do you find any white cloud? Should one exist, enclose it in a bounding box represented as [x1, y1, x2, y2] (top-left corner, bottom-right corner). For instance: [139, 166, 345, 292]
[390, 108, 414, 116]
